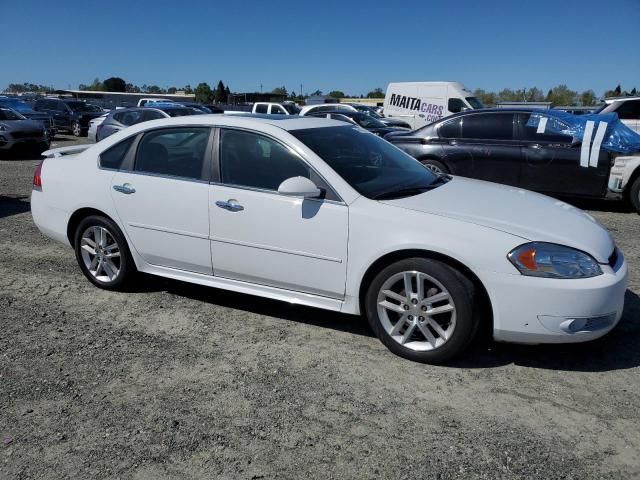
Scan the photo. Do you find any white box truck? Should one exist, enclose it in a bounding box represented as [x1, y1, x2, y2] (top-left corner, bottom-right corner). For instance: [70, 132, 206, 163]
[383, 81, 483, 129]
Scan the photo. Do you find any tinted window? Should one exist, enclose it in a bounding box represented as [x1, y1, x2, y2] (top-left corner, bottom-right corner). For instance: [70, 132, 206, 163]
[291, 126, 439, 199]
[100, 136, 135, 170]
[220, 129, 336, 199]
[519, 113, 573, 144]
[160, 107, 196, 117]
[255, 104, 268, 114]
[438, 118, 462, 138]
[143, 110, 166, 121]
[448, 98, 465, 113]
[114, 110, 144, 126]
[135, 128, 210, 180]
[616, 100, 640, 120]
[462, 113, 514, 140]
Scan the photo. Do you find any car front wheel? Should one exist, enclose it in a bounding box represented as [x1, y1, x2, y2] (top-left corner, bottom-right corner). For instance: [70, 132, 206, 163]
[71, 121, 82, 137]
[365, 258, 477, 363]
[74, 215, 135, 290]
[421, 159, 449, 175]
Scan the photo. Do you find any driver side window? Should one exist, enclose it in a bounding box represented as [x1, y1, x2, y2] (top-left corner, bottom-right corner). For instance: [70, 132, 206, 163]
[219, 129, 339, 200]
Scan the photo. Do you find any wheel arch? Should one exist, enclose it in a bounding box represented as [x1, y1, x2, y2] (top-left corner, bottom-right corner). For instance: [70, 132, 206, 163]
[66, 207, 118, 247]
[358, 249, 494, 334]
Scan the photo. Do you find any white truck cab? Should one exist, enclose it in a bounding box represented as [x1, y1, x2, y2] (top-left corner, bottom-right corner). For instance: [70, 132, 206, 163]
[253, 102, 290, 115]
[383, 81, 483, 129]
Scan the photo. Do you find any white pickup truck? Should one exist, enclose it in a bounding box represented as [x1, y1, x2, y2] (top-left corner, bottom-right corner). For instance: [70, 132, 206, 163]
[224, 102, 300, 115]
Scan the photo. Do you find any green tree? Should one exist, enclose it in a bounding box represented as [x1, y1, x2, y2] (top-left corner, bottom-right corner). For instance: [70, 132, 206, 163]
[473, 88, 497, 106]
[329, 90, 345, 98]
[497, 88, 520, 102]
[125, 83, 141, 93]
[579, 90, 597, 106]
[167, 86, 177, 94]
[311, 89, 323, 96]
[214, 81, 227, 103]
[272, 86, 288, 97]
[366, 88, 384, 99]
[103, 77, 126, 92]
[194, 82, 213, 103]
[546, 84, 578, 106]
[183, 85, 193, 94]
[526, 87, 544, 102]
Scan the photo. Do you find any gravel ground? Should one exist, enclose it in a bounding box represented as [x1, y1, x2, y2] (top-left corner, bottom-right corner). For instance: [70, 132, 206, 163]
[1, 137, 639, 479]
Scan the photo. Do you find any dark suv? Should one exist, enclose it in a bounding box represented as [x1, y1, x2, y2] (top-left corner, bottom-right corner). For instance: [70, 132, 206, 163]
[34, 98, 105, 137]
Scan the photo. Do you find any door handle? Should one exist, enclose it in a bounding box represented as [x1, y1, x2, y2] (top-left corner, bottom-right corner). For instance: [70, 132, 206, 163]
[449, 140, 459, 146]
[216, 199, 244, 212]
[527, 143, 542, 150]
[113, 183, 136, 194]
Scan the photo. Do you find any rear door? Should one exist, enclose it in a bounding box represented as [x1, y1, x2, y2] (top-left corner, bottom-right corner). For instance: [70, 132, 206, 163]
[434, 116, 473, 176]
[516, 112, 609, 197]
[457, 112, 522, 186]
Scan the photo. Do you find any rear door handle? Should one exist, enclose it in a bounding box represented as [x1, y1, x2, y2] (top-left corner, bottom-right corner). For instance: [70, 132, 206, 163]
[216, 199, 244, 212]
[113, 183, 136, 194]
[527, 143, 542, 150]
[449, 140, 459, 146]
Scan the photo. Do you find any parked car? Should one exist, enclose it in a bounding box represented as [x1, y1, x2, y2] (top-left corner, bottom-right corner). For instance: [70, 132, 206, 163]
[307, 110, 410, 136]
[223, 102, 295, 115]
[0, 107, 49, 154]
[299, 103, 357, 116]
[137, 98, 174, 107]
[88, 114, 108, 142]
[347, 103, 412, 129]
[0, 97, 57, 140]
[97, 106, 200, 141]
[385, 108, 640, 212]
[32, 115, 627, 363]
[383, 81, 484, 130]
[596, 97, 640, 133]
[33, 98, 105, 136]
[178, 102, 213, 113]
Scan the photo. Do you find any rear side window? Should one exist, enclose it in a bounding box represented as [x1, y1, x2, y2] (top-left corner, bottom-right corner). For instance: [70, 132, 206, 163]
[461, 113, 515, 140]
[134, 127, 210, 180]
[100, 136, 135, 170]
[114, 110, 144, 126]
[438, 118, 462, 138]
[255, 104, 268, 114]
[519, 113, 573, 144]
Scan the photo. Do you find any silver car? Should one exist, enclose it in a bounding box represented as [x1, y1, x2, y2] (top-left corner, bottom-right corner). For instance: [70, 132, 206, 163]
[0, 107, 49, 154]
[97, 106, 201, 141]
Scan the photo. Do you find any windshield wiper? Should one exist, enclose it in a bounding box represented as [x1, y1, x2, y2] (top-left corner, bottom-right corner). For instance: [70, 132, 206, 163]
[373, 176, 450, 200]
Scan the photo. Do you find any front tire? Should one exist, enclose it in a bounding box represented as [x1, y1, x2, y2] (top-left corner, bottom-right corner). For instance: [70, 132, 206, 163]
[74, 215, 135, 291]
[71, 121, 82, 137]
[629, 176, 640, 214]
[365, 258, 477, 364]
[421, 159, 449, 175]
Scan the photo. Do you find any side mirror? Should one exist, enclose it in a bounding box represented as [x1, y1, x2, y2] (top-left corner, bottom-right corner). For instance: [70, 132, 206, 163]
[277, 176, 321, 198]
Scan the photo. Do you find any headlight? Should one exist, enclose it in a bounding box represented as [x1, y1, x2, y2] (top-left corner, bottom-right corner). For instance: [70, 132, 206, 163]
[508, 242, 603, 279]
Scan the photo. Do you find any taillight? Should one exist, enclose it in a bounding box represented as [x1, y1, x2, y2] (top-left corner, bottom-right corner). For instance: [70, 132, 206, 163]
[33, 160, 44, 189]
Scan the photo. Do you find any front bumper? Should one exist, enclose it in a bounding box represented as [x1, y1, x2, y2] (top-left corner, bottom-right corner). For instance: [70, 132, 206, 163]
[482, 250, 628, 344]
[0, 133, 49, 151]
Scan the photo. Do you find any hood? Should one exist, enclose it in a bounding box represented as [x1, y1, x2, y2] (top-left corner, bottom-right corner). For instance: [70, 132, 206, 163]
[381, 176, 614, 263]
[0, 119, 46, 131]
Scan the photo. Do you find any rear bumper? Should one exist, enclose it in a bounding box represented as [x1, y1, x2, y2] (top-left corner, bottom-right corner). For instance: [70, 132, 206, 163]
[482, 251, 628, 344]
[31, 189, 71, 246]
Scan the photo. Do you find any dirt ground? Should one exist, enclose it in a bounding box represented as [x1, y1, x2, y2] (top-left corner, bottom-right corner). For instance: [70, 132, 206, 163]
[1, 137, 639, 479]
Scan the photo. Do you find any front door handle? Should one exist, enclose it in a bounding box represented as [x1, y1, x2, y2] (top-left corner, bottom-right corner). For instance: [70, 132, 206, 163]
[113, 183, 136, 194]
[216, 199, 244, 212]
[527, 143, 542, 150]
[449, 140, 459, 146]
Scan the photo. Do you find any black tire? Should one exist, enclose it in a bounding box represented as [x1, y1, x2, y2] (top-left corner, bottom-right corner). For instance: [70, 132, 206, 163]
[74, 215, 136, 291]
[71, 121, 82, 137]
[364, 258, 477, 364]
[629, 176, 640, 214]
[421, 159, 449, 175]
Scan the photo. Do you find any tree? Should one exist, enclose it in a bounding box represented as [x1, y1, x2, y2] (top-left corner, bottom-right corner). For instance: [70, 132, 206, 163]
[146, 85, 164, 94]
[329, 90, 345, 98]
[125, 83, 141, 93]
[614, 84, 622, 96]
[214, 81, 227, 103]
[473, 88, 497, 106]
[311, 89, 323, 96]
[545, 84, 578, 106]
[272, 86, 288, 97]
[366, 88, 384, 99]
[194, 82, 213, 103]
[631, 87, 637, 96]
[103, 77, 126, 92]
[183, 85, 193, 94]
[526, 87, 544, 102]
[167, 86, 177, 94]
[579, 90, 597, 106]
[497, 88, 520, 102]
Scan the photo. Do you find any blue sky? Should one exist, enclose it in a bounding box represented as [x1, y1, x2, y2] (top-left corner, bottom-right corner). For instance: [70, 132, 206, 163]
[3, 0, 639, 96]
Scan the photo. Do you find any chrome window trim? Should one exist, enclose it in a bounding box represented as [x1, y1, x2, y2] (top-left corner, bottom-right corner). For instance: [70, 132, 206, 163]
[209, 181, 347, 206]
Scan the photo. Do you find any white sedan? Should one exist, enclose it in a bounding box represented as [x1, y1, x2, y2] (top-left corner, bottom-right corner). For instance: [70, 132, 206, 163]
[31, 115, 628, 363]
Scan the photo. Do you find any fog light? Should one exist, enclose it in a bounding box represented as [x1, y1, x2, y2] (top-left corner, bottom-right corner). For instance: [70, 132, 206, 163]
[538, 313, 616, 334]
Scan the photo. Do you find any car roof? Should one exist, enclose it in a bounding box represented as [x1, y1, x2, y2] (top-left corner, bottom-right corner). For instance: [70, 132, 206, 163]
[604, 96, 640, 104]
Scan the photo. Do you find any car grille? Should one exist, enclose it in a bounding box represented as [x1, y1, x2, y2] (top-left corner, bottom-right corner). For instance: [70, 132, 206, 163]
[11, 130, 43, 139]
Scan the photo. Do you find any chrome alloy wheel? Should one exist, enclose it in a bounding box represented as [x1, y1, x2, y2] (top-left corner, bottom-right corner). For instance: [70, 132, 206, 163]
[424, 163, 443, 174]
[80, 226, 121, 283]
[377, 271, 456, 351]
[72, 121, 81, 137]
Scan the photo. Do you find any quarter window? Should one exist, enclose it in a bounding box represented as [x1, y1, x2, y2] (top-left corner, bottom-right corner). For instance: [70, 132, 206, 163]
[134, 127, 210, 180]
[438, 118, 462, 138]
[519, 114, 573, 143]
[100, 136, 135, 170]
[219, 129, 337, 200]
[462, 113, 515, 140]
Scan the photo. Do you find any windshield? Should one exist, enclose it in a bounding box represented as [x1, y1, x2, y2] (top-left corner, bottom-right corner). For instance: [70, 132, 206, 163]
[291, 125, 440, 199]
[283, 104, 301, 114]
[0, 108, 27, 120]
[0, 99, 34, 113]
[465, 97, 484, 109]
[66, 102, 103, 112]
[351, 113, 386, 129]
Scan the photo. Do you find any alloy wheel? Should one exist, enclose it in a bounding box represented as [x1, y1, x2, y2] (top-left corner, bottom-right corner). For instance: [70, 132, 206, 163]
[72, 121, 81, 136]
[79, 226, 121, 283]
[424, 163, 443, 174]
[377, 271, 456, 351]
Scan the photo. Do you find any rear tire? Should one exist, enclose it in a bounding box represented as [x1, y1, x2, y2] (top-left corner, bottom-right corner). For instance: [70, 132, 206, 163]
[421, 159, 449, 175]
[74, 215, 136, 291]
[71, 121, 82, 137]
[629, 176, 640, 214]
[364, 258, 477, 364]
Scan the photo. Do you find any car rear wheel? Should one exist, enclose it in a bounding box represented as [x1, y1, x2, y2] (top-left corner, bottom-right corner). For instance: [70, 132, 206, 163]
[71, 121, 82, 137]
[629, 176, 640, 214]
[74, 215, 135, 290]
[365, 258, 477, 363]
[421, 159, 449, 175]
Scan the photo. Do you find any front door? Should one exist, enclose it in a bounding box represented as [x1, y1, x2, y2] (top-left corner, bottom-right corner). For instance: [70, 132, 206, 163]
[110, 127, 214, 274]
[210, 128, 348, 298]
[517, 113, 609, 197]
